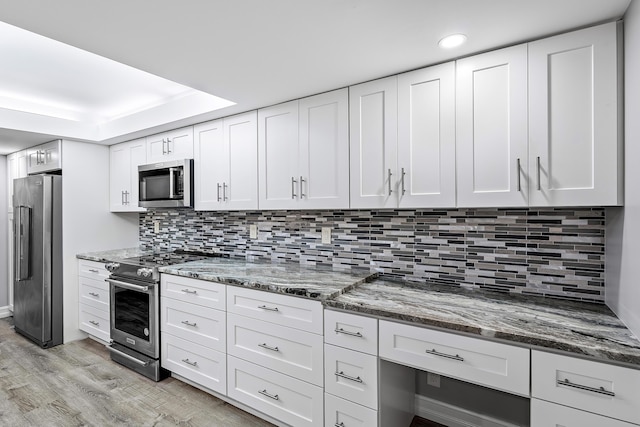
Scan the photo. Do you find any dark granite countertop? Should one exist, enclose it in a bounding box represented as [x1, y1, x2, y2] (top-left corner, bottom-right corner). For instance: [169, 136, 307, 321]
[325, 279, 640, 367]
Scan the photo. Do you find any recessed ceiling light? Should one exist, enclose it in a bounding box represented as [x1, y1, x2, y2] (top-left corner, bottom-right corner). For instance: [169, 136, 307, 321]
[438, 34, 467, 49]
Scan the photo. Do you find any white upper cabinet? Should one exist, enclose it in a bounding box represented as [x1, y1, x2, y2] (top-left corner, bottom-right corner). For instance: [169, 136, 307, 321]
[27, 140, 62, 175]
[398, 62, 456, 208]
[528, 22, 622, 206]
[194, 111, 258, 211]
[259, 89, 349, 210]
[7, 150, 27, 213]
[349, 76, 398, 209]
[456, 44, 529, 208]
[110, 139, 147, 212]
[147, 126, 194, 163]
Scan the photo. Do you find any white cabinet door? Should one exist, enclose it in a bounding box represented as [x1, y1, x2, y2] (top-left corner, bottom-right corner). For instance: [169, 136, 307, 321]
[529, 22, 621, 207]
[298, 89, 350, 209]
[225, 111, 258, 210]
[147, 126, 194, 163]
[110, 139, 146, 212]
[456, 44, 528, 207]
[194, 119, 226, 211]
[349, 76, 398, 209]
[258, 101, 299, 210]
[531, 399, 636, 427]
[398, 62, 456, 208]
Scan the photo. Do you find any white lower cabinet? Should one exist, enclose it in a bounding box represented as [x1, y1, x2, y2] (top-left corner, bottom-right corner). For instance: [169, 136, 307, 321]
[325, 393, 378, 427]
[79, 304, 110, 342]
[531, 399, 636, 427]
[78, 259, 110, 342]
[227, 355, 324, 427]
[325, 344, 378, 410]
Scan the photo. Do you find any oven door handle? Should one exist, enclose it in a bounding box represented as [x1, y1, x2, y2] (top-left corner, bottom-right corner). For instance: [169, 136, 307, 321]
[107, 344, 149, 366]
[105, 278, 149, 292]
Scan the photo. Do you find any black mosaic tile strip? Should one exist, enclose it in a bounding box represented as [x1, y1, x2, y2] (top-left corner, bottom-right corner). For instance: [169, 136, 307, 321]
[139, 208, 606, 303]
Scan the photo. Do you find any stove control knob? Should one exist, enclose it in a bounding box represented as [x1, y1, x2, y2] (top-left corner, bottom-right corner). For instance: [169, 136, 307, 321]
[137, 268, 153, 278]
[105, 262, 120, 272]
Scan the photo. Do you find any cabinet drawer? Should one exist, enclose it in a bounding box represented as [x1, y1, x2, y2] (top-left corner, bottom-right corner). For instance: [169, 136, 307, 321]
[227, 286, 323, 334]
[161, 274, 225, 310]
[79, 304, 110, 342]
[227, 312, 323, 386]
[227, 356, 323, 427]
[78, 259, 109, 280]
[379, 320, 530, 396]
[325, 393, 378, 427]
[532, 350, 640, 425]
[531, 398, 636, 427]
[161, 297, 225, 352]
[324, 310, 378, 355]
[79, 277, 109, 311]
[325, 344, 378, 410]
[161, 332, 226, 395]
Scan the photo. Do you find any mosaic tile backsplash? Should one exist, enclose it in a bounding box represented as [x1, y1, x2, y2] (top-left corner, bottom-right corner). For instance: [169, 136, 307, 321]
[140, 208, 606, 303]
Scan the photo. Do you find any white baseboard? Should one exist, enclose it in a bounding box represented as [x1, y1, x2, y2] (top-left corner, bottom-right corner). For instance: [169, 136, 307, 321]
[0, 306, 12, 319]
[415, 394, 519, 427]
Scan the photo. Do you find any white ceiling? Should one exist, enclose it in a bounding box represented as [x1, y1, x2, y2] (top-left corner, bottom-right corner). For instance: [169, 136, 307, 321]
[0, 0, 633, 155]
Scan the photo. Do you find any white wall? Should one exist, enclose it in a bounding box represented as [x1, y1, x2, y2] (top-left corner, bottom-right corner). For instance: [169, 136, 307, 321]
[0, 156, 7, 308]
[606, 1, 640, 338]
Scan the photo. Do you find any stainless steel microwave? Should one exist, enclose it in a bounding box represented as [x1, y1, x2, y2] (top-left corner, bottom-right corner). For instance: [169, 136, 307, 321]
[138, 159, 193, 208]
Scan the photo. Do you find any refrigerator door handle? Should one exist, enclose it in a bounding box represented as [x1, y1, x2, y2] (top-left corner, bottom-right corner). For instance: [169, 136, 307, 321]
[16, 206, 31, 281]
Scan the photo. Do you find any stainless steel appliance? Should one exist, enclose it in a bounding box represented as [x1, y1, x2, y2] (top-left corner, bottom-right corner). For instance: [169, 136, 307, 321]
[138, 159, 193, 208]
[105, 250, 222, 381]
[13, 175, 63, 348]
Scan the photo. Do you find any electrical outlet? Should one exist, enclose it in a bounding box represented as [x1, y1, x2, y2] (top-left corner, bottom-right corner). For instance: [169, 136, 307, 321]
[249, 224, 257, 239]
[154, 221, 160, 233]
[427, 372, 441, 388]
[321, 227, 331, 244]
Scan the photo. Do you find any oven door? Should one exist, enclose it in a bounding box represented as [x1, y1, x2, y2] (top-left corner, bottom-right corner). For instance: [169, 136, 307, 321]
[108, 276, 159, 359]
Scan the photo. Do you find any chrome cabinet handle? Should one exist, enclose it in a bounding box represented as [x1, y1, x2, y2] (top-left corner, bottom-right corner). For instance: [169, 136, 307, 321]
[387, 169, 393, 195]
[162, 138, 167, 155]
[88, 269, 99, 273]
[89, 320, 100, 326]
[223, 182, 228, 201]
[258, 343, 279, 352]
[425, 348, 464, 362]
[556, 379, 615, 397]
[181, 320, 197, 327]
[335, 328, 363, 338]
[124, 191, 129, 205]
[181, 358, 198, 367]
[258, 389, 279, 401]
[401, 167, 406, 195]
[291, 177, 297, 199]
[121, 190, 125, 205]
[181, 288, 197, 294]
[516, 158, 521, 192]
[335, 371, 363, 383]
[166, 138, 172, 154]
[89, 292, 100, 297]
[536, 156, 541, 190]
[299, 176, 305, 199]
[258, 305, 279, 312]
[217, 183, 221, 202]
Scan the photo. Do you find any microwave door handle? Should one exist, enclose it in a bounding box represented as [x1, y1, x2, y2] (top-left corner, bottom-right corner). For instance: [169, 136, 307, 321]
[169, 167, 175, 199]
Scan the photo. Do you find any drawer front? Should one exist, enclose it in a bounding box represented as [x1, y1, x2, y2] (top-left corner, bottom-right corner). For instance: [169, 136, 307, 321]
[531, 398, 636, 427]
[379, 320, 530, 396]
[324, 310, 378, 355]
[227, 286, 323, 334]
[227, 312, 323, 386]
[78, 259, 110, 280]
[161, 297, 226, 352]
[325, 344, 378, 410]
[161, 274, 225, 310]
[532, 350, 640, 424]
[161, 332, 226, 395]
[227, 356, 323, 427]
[325, 393, 378, 427]
[79, 304, 110, 342]
[79, 277, 109, 311]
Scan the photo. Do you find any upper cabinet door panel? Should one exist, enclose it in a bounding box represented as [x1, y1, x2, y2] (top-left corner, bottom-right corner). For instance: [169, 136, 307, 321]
[110, 139, 146, 213]
[349, 76, 398, 209]
[398, 62, 456, 208]
[194, 119, 226, 211]
[456, 44, 528, 207]
[258, 101, 299, 210]
[147, 126, 194, 163]
[298, 88, 349, 209]
[225, 111, 258, 210]
[528, 22, 621, 206]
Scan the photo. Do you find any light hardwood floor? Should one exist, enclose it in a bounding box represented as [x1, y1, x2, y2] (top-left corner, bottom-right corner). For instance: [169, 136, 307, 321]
[0, 318, 273, 426]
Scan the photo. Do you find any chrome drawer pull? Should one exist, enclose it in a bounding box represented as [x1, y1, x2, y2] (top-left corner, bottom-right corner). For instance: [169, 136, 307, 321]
[258, 389, 279, 401]
[258, 305, 279, 312]
[557, 378, 615, 397]
[89, 292, 100, 297]
[335, 328, 363, 338]
[425, 348, 464, 362]
[181, 289, 197, 294]
[181, 320, 197, 327]
[258, 343, 279, 352]
[89, 320, 100, 327]
[181, 358, 198, 367]
[335, 371, 363, 383]
[88, 269, 99, 273]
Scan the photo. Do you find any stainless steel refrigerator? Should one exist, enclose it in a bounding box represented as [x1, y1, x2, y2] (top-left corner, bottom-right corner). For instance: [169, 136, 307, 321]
[13, 175, 63, 348]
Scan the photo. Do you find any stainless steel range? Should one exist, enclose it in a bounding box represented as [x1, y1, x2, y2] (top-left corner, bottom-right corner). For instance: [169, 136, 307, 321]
[104, 250, 221, 381]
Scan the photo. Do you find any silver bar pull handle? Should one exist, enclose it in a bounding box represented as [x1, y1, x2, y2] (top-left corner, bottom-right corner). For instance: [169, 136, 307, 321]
[107, 345, 149, 366]
[217, 183, 221, 202]
[258, 305, 279, 312]
[124, 191, 129, 205]
[258, 343, 280, 352]
[335, 371, 363, 383]
[162, 138, 167, 155]
[425, 348, 464, 362]
[223, 182, 228, 201]
[89, 320, 100, 326]
[556, 379, 615, 397]
[516, 158, 521, 192]
[387, 169, 393, 195]
[121, 190, 125, 205]
[335, 328, 363, 338]
[89, 292, 100, 297]
[300, 176, 305, 198]
[105, 278, 149, 292]
[537, 156, 541, 190]
[258, 389, 279, 401]
[88, 269, 99, 273]
[181, 288, 197, 294]
[401, 167, 406, 195]
[181, 358, 198, 367]
[291, 177, 297, 199]
[166, 138, 172, 154]
[181, 320, 197, 327]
